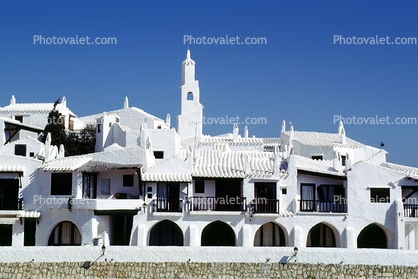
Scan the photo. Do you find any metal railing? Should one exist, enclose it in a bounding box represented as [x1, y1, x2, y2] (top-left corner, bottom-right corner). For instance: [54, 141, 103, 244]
[152, 199, 183, 213]
[189, 196, 247, 211]
[251, 199, 279, 213]
[404, 204, 418, 217]
[300, 200, 347, 213]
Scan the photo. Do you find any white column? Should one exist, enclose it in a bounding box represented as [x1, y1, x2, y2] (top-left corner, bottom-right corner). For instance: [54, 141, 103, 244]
[292, 225, 304, 247]
[137, 224, 147, 246]
[395, 199, 405, 249]
[242, 225, 252, 247]
[344, 226, 356, 248]
[12, 220, 24, 246]
[188, 224, 199, 246]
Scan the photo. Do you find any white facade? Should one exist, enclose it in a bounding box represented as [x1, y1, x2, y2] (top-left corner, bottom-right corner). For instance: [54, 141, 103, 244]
[0, 51, 417, 254]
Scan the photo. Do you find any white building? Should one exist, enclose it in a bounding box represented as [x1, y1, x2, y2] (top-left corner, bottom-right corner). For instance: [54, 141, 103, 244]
[0, 50, 417, 251]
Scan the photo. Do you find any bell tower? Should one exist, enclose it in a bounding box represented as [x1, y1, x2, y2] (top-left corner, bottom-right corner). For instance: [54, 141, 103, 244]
[177, 50, 203, 148]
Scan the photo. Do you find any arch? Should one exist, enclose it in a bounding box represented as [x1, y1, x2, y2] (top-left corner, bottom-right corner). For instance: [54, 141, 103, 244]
[307, 223, 338, 247]
[254, 222, 287, 247]
[201, 221, 235, 246]
[357, 223, 389, 249]
[48, 221, 81, 246]
[405, 224, 416, 250]
[187, 92, 194, 101]
[149, 220, 183, 246]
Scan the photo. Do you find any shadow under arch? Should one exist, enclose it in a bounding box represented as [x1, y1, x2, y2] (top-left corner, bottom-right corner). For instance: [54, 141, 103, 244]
[148, 219, 184, 246]
[201, 220, 236, 246]
[254, 221, 288, 247]
[307, 222, 341, 248]
[357, 222, 392, 249]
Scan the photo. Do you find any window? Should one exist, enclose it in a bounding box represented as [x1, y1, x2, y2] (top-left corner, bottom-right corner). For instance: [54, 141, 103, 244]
[97, 123, 102, 133]
[123, 175, 134, 187]
[341, 155, 346, 166]
[51, 173, 72, 195]
[300, 184, 315, 211]
[195, 180, 204, 193]
[100, 179, 110, 195]
[311, 155, 323, 160]
[187, 92, 193, 100]
[14, 116, 23, 123]
[370, 188, 390, 203]
[15, 144, 27, 156]
[29, 152, 35, 157]
[147, 186, 152, 192]
[282, 188, 287, 195]
[154, 151, 164, 159]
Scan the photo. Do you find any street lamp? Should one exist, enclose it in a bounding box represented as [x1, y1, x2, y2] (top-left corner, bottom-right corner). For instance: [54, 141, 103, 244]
[293, 247, 298, 257]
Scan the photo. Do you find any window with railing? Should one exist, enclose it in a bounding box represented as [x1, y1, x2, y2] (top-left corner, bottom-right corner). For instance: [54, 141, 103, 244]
[404, 204, 418, 217]
[153, 199, 183, 213]
[189, 196, 247, 212]
[251, 199, 279, 213]
[300, 183, 346, 213]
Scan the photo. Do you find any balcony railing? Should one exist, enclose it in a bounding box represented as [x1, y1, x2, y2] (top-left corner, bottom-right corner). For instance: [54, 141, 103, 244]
[404, 204, 418, 217]
[153, 199, 183, 213]
[189, 196, 247, 212]
[0, 198, 23, 210]
[300, 200, 347, 213]
[251, 199, 279, 213]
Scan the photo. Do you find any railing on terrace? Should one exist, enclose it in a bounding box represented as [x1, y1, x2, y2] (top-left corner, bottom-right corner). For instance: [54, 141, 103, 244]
[152, 199, 183, 213]
[189, 197, 247, 212]
[300, 200, 347, 213]
[404, 204, 418, 217]
[251, 199, 279, 213]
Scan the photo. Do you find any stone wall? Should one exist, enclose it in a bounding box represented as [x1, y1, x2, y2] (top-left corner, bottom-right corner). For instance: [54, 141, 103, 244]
[0, 262, 417, 279]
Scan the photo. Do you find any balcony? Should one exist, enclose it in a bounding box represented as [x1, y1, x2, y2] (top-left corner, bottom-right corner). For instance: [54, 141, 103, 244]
[152, 199, 183, 213]
[300, 200, 347, 213]
[0, 198, 23, 210]
[189, 196, 247, 212]
[251, 199, 279, 214]
[404, 204, 418, 217]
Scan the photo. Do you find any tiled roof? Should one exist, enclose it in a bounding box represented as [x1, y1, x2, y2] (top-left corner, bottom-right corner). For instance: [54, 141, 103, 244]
[0, 165, 24, 173]
[18, 211, 41, 218]
[0, 103, 55, 113]
[381, 162, 418, 178]
[42, 156, 92, 171]
[0, 103, 75, 116]
[142, 173, 192, 182]
[193, 150, 275, 179]
[201, 135, 264, 145]
[287, 131, 364, 148]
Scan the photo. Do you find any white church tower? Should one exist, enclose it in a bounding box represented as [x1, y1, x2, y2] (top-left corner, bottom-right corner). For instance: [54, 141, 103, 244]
[177, 50, 203, 148]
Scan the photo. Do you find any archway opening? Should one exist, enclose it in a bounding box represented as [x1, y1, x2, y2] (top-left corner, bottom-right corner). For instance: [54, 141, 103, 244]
[307, 223, 336, 247]
[201, 221, 235, 246]
[48, 221, 81, 246]
[187, 92, 194, 101]
[149, 220, 183, 246]
[357, 223, 387, 249]
[254, 222, 286, 246]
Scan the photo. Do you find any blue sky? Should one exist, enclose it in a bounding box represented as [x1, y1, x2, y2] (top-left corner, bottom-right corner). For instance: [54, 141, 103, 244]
[0, 1, 417, 167]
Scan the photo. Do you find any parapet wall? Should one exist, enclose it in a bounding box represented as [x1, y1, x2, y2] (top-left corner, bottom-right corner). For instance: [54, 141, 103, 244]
[0, 247, 417, 278]
[0, 262, 416, 279]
